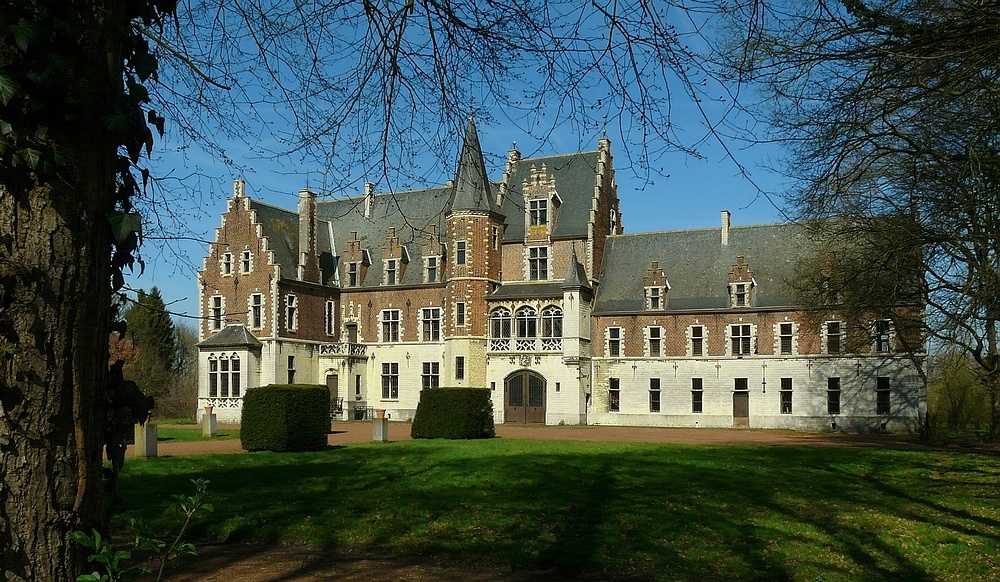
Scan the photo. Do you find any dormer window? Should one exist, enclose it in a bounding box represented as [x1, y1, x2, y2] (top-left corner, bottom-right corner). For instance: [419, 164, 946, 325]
[385, 259, 397, 285]
[728, 256, 755, 308]
[646, 286, 665, 310]
[529, 199, 548, 226]
[347, 262, 359, 286]
[425, 256, 439, 283]
[734, 283, 748, 307]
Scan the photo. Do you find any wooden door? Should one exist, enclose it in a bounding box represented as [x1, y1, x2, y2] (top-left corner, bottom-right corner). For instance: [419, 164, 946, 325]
[733, 391, 749, 427]
[505, 371, 546, 424]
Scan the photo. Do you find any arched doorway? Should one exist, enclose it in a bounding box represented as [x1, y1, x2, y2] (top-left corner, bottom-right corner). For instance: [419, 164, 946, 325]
[505, 370, 546, 424]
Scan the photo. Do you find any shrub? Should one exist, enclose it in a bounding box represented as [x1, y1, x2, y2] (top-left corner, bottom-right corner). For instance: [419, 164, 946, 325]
[240, 384, 330, 451]
[411, 387, 495, 439]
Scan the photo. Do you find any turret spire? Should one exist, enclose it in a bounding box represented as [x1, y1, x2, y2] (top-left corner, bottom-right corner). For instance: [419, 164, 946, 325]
[447, 115, 499, 215]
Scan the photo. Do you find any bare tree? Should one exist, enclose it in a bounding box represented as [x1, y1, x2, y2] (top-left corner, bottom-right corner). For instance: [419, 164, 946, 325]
[733, 0, 1000, 436]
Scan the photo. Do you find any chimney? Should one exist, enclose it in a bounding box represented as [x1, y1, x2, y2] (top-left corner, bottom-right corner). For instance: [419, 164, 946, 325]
[233, 178, 246, 199]
[364, 182, 375, 218]
[721, 210, 731, 246]
[298, 189, 317, 280]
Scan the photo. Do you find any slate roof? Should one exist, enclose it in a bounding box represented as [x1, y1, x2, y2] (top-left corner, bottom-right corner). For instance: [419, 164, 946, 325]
[490, 282, 565, 300]
[197, 325, 263, 348]
[448, 116, 500, 215]
[248, 199, 336, 284]
[594, 223, 814, 313]
[316, 187, 453, 288]
[500, 151, 600, 241]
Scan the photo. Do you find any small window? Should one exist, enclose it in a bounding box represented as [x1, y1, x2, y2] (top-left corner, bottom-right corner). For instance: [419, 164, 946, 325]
[649, 378, 661, 413]
[455, 356, 465, 380]
[249, 294, 263, 330]
[529, 199, 548, 226]
[219, 356, 229, 397]
[609, 377, 620, 412]
[240, 250, 253, 274]
[874, 320, 892, 353]
[210, 295, 224, 331]
[230, 354, 241, 397]
[608, 327, 622, 357]
[780, 377, 793, 414]
[425, 256, 438, 283]
[385, 259, 397, 285]
[221, 252, 233, 276]
[325, 300, 336, 336]
[828, 377, 841, 415]
[456, 302, 466, 327]
[382, 362, 399, 399]
[691, 326, 704, 357]
[529, 246, 548, 280]
[287, 355, 295, 384]
[734, 283, 747, 307]
[735, 377, 748, 391]
[692, 378, 703, 413]
[456, 241, 467, 265]
[422, 308, 441, 341]
[208, 356, 218, 397]
[826, 321, 843, 354]
[286, 295, 298, 332]
[876, 376, 890, 415]
[421, 362, 440, 389]
[731, 324, 752, 356]
[648, 327, 662, 357]
[381, 309, 401, 342]
[646, 287, 662, 310]
[779, 323, 793, 355]
[492, 226, 499, 249]
[347, 262, 359, 287]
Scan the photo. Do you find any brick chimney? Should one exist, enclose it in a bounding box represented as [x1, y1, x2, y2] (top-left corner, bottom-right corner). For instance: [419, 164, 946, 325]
[721, 210, 731, 246]
[297, 189, 319, 282]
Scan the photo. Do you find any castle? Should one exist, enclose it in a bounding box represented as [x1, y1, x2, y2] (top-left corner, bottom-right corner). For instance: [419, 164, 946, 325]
[197, 117, 926, 430]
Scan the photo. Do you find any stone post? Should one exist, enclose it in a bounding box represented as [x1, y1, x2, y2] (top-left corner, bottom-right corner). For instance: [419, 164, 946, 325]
[134, 423, 157, 458]
[203, 408, 218, 437]
[373, 417, 389, 443]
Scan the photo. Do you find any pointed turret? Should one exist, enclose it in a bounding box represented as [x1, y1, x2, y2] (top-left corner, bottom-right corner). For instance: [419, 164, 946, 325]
[561, 247, 592, 291]
[447, 115, 500, 215]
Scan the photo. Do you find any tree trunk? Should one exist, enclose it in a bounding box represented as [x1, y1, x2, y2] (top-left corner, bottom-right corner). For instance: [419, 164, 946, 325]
[0, 2, 122, 578]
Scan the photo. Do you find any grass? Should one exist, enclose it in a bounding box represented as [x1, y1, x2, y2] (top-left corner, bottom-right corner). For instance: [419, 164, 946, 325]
[153, 427, 240, 442]
[116, 440, 1000, 580]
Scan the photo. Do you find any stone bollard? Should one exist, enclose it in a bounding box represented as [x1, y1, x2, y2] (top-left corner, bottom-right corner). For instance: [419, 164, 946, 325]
[202, 411, 218, 437]
[372, 416, 389, 443]
[134, 423, 158, 458]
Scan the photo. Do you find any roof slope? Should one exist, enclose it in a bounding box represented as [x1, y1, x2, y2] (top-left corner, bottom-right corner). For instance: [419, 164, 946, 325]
[594, 223, 814, 313]
[248, 199, 335, 283]
[500, 151, 600, 241]
[197, 325, 263, 348]
[448, 116, 499, 215]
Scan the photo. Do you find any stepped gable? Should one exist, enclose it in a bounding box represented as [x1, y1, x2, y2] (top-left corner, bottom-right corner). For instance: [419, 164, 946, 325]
[247, 199, 335, 283]
[500, 150, 600, 241]
[594, 223, 812, 313]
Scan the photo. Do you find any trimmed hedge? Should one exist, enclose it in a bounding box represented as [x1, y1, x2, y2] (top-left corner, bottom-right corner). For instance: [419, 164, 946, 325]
[411, 387, 495, 439]
[241, 384, 330, 452]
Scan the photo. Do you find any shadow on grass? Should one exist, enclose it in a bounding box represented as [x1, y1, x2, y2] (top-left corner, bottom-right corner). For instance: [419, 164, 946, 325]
[116, 442, 1000, 581]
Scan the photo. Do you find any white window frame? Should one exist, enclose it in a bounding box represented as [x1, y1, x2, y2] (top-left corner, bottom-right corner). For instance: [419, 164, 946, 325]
[649, 377, 661, 413]
[647, 326, 663, 357]
[347, 261, 359, 287]
[688, 325, 706, 357]
[780, 377, 793, 414]
[607, 327, 623, 358]
[421, 362, 440, 390]
[382, 362, 399, 399]
[240, 250, 253, 274]
[730, 324, 754, 356]
[456, 302, 466, 327]
[325, 300, 336, 336]
[285, 294, 298, 332]
[777, 322, 795, 356]
[248, 293, 263, 330]
[381, 309, 401, 343]
[645, 286, 664, 310]
[873, 319, 893, 353]
[529, 198, 548, 226]
[528, 246, 548, 280]
[221, 252, 233, 276]
[824, 321, 844, 355]
[422, 307, 441, 341]
[385, 259, 397, 285]
[425, 255, 439, 283]
[608, 377, 620, 412]
[209, 295, 224, 332]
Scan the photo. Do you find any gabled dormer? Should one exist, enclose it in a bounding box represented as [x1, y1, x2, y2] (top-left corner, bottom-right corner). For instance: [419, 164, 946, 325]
[522, 164, 561, 242]
[643, 261, 669, 311]
[341, 231, 371, 287]
[728, 255, 756, 308]
[422, 224, 445, 283]
[381, 227, 409, 285]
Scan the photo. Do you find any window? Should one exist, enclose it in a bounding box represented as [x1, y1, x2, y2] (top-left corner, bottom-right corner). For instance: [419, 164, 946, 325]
[826, 321, 843, 354]
[230, 355, 241, 397]
[456, 241, 467, 265]
[287, 355, 295, 384]
[325, 300, 336, 335]
[219, 356, 229, 397]
[828, 377, 841, 415]
[455, 356, 465, 380]
[690, 326, 704, 357]
[286, 295, 298, 332]
[779, 323, 793, 355]
[648, 327, 662, 357]
[874, 320, 892, 353]
[733, 283, 748, 307]
[381, 309, 400, 342]
[516, 307, 537, 338]
[608, 327, 622, 357]
[221, 252, 233, 275]
[735, 377, 748, 391]
[421, 362, 440, 389]
[646, 287, 662, 310]
[731, 324, 752, 356]
[529, 246, 548, 280]
[240, 251, 252, 274]
[422, 308, 441, 341]
[492, 226, 499, 249]
[210, 296, 224, 331]
[780, 378, 793, 414]
[355, 374, 361, 396]
[490, 307, 512, 350]
[876, 376, 890, 415]
[382, 362, 399, 399]
[249, 294, 263, 329]
[425, 256, 438, 283]
[692, 378, 703, 413]
[529, 199, 548, 226]
[649, 378, 661, 413]
[609, 377, 620, 412]
[456, 302, 466, 327]
[208, 356, 218, 397]
[385, 259, 397, 285]
[541, 306, 562, 338]
[347, 262, 359, 286]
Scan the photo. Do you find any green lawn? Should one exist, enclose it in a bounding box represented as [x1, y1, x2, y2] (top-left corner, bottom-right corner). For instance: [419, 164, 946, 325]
[153, 427, 240, 442]
[117, 440, 1000, 580]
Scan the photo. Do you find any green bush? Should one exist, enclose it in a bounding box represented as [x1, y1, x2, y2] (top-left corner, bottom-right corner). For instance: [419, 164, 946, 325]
[240, 384, 330, 452]
[411, 387, 495, 439]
